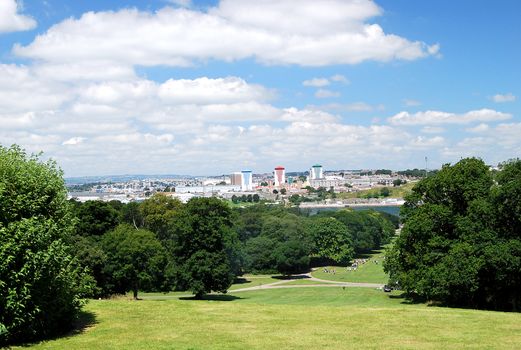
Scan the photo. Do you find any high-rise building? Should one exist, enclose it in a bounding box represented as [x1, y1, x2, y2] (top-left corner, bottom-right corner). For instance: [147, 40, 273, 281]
[241, 170, 253, 191]
[310, 164, 324, 180]
[274, 166, 285, 186]
[230, 172, 242, 186]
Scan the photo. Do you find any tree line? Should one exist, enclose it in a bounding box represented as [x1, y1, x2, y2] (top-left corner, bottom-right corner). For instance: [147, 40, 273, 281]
[384, 158, 521, 311]
[0, 145, 397, 345]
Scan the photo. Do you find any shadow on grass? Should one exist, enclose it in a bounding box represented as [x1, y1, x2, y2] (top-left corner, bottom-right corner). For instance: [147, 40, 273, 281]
[233, 277, 252, 285]
[355, 249, 382, 260]
[13, 310, 97, 348]
[388, 293, 425, 305]
[179, 294, 244, 302]
[272, 274, 311, 281]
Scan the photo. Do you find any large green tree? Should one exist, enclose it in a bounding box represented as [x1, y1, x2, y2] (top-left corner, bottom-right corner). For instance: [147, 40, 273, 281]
[73, 200, 119, 237]
[306, 217, 353, 265]
[101, 224, 169, 299]
[140, 193, 182, 241]
[385, 158, 521, 310]
[0, 146, 91, 345]
[170, 197, 235, 298]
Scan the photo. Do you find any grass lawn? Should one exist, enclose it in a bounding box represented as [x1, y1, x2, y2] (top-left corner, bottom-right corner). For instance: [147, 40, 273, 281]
[338, 181, 416, 199]
[229, 275, 280, 290]
[311, 248, 388, 284]
[16, 287, 521, 350]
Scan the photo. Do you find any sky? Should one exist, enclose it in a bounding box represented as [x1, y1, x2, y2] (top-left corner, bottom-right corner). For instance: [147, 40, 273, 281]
[0, 0, 519, 177]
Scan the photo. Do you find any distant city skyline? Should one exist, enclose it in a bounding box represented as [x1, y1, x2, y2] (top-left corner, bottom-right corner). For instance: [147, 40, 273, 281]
[0, 0, 519, 176]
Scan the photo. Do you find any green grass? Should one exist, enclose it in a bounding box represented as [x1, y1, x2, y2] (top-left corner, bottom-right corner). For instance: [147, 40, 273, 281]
[17, 288, 521, 349]
[338, 181, 416, 199]
[229, 275, 280, 290]
[282, 278, 330, 285]
[311, 248, 388, 284]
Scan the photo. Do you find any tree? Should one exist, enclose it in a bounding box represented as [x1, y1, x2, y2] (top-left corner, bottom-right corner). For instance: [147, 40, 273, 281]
[306, 217, 353, 265]
[121, 201, 143, 229]
[393, 179, 406, 187]
[140, 193, 182, 241]
[252, 194, 260, 203]
[0, 146, 91, 345]
[74, 200, 119, 236]
[272, 189, 279, 194]
[170, 198, 235, 298]
[280, 188, 287, 195]
[380, 187, 390, 197]
[101, 224, 169, 299]
[385, 158, 521, 310]
[272, 239, 310, 275]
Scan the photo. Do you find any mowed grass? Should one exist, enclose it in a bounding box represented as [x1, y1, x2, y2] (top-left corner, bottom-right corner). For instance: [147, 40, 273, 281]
[337, 181, 416, 199]
[312, 248, 388, 284]
[229, 275, 280, 290]
[17, 287, 521, 350]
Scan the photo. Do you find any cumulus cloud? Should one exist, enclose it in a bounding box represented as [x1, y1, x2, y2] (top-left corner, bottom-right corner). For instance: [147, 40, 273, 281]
[420, 126, 445, 134]
[388, 109, 511, 125]
[466, 123, 490, 133]
[315, 89, 340, 99]
[158, 77, 271, 104]
[330, 74, 349, 84]
[491, 93, 516, 103]
[13, 0, 438, 67]
[303, 75, 349, 88]
[303, 78, 330, 87]
[0, 0, 36, 33]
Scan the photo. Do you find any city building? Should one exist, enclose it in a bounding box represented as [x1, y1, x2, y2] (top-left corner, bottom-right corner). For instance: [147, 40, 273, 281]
[241, 170, 253, 191]
[310, 164, 324, 180]
[230, 172, 242, 186]
[274, 166, 285, 186]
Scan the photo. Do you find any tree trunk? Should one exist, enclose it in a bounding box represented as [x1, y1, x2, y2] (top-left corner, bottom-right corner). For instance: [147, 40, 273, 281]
[132, 283, 139, 300]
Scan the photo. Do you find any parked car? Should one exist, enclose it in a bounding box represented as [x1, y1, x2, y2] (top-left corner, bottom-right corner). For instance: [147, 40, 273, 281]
[383, 285, 392, 292]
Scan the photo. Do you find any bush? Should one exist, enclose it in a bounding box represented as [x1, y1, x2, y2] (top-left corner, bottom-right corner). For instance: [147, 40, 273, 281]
[0, 145, 92, 345]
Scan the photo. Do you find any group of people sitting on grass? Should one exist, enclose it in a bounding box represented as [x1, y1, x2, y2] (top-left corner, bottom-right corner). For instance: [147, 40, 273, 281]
[323, 257, 382, 274]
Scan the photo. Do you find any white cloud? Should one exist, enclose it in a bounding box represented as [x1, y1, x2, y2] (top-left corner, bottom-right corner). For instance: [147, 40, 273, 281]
[315, 89, 340, 99]
[0, 0, 36, 33]
[310, 102, 384, 113]
[303, 74, 350, 88]
[158, 77, 271, 104]
[13, 1, 438, 67]
[420, 126, 445, 134]
[62, 137, 86, 146]
[330, 74, 349, 84]
[389, 109, 511, 126]
[303, 78, 330, 87]
[466, 123, 490, 133]
[491, 93, 516, 103]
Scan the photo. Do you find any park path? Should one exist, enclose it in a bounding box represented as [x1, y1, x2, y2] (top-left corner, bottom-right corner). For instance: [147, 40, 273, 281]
[230, 272, 384, 293]
[140, 273, 384, 300]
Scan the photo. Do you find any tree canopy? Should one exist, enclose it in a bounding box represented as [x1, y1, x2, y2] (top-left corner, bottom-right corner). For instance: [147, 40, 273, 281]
[385, 158, 521, 311]
[0, 146, 91, 345]
[101, 224, 169, 299]
[170, 197, 236, 298]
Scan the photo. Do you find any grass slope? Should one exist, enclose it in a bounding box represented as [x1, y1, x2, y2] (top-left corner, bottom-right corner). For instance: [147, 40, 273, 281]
[17, 288, 521, 350]
[338, 181, 416, 199]
[311, 248, 388, 284]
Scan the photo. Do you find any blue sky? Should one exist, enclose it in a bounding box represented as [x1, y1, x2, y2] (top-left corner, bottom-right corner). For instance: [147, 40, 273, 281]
[0, 0, 519, 176]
